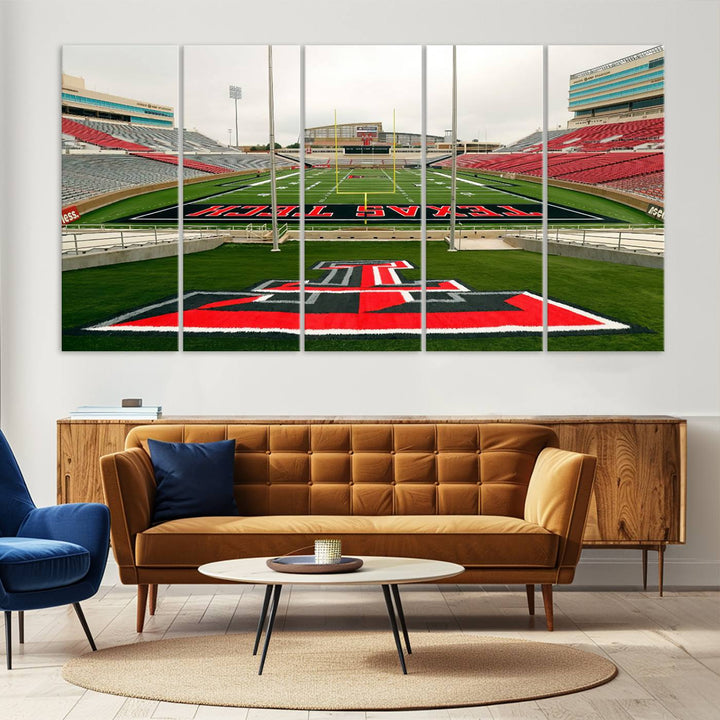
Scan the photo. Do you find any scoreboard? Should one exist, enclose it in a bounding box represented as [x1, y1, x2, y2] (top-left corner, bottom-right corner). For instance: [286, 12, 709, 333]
[344, 145, 390, 154]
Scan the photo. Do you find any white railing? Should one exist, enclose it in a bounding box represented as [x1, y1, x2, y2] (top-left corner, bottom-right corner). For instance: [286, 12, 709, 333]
[63, 223, 663, 255]
[512, 227, 664, 255]
[61, 224, 268, 255]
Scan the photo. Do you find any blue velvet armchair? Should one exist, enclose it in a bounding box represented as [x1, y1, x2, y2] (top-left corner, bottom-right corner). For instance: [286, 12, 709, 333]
[0, 430, 110, 669]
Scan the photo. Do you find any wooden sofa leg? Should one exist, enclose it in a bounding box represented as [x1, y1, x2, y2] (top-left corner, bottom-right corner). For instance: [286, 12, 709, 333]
[525, 584, 535, 615]
[137, 584, 149, 633]
[149, 584, 158, 616]
[541, 584, 554, 631]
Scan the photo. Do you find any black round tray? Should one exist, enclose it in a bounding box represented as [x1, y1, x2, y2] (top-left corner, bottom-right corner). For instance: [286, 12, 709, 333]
[266, 555, 364, 574]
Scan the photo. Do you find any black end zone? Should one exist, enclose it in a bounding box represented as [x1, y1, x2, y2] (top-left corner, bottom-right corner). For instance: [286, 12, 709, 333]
[124, 202, 615, 225]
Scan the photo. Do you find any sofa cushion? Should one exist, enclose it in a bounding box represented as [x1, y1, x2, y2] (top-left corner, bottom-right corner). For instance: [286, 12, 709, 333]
[135, 515, 559, 569]
[0, 537, 90, 592]
[149, 439, 239, 524]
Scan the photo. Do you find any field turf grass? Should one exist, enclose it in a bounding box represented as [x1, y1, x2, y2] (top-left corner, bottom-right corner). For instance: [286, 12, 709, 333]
[62, 241, 662, 352]
[73, 167, 660, 228]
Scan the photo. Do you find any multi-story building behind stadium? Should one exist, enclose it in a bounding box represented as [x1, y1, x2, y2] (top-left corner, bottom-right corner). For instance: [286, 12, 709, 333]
[305, 121, 443, 148]
[567, 45, 664, 128]
[61, 74, 174, 128]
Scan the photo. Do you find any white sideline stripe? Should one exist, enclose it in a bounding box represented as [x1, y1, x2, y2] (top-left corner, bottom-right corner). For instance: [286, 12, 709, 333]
[91, 322, 630, 335]
[90, 326, 300, 335]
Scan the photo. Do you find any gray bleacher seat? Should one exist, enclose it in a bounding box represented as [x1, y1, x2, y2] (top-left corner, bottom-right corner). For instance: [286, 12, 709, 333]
[71, 119, 231, 153]
[61, 155, 207, 204]
[185, 153, 294, 171]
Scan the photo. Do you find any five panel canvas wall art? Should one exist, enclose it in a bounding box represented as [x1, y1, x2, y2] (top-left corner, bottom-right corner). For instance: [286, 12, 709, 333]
[61, 44, 664, 351]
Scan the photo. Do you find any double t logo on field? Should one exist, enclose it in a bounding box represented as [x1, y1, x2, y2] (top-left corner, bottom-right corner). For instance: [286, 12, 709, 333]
[87, 260, 640, 338]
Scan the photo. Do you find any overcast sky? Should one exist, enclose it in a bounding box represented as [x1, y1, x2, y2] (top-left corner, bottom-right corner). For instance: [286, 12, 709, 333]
[306, 45, 420, 138]
[64, 44, 658, 147]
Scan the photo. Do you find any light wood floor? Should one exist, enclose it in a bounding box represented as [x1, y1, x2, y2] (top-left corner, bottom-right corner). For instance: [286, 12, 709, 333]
[1, 583, 719, 720]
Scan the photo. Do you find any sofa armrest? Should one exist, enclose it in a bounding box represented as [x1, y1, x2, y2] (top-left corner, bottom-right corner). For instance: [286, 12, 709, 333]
[100, 448, 156, 583]
[524, 447, 597, 579]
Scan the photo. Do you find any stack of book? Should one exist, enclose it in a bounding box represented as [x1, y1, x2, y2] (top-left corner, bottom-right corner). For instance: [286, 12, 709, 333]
[69, 405, 162, 420]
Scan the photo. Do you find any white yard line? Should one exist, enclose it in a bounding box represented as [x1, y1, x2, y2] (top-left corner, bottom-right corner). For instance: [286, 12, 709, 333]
[380, 168, 414, 203]
[318, 169, 346, 203]
[207, 171, 300, 201]
[433, 171, 603, 219]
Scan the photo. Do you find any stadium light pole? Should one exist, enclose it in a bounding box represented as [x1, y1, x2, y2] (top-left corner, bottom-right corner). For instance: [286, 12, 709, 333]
[229, 85, 242, 148]
[448, 45, 458, 252]
[268, 45, 280, 252]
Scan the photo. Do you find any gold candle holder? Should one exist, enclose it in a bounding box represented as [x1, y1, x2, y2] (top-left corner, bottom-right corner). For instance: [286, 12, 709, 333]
[314, 538, 342, 564]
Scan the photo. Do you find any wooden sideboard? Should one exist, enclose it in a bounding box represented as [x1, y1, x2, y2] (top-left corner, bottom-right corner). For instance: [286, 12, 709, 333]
[57, 415, 686, 594]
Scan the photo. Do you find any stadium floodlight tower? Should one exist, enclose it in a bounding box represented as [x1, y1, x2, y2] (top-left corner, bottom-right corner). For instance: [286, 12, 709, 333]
[229, 85, 242, 148]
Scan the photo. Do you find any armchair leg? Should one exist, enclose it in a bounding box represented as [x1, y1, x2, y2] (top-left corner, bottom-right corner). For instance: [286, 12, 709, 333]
[72, 603, 97, 652]
[18, 611, 24, 644]
[149, 584, 158, 616]
[525, 584, 535, 615]
[541, 584, 554, 631]
[137, 584, 149, 633]
[4, 611, 11, 670]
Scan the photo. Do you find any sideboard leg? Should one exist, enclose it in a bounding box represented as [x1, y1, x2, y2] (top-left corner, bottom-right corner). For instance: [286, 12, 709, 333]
[136, 584, 148, 633]
[642, 548, 648, 591]
[148, 584, 158, 616]
[541, 584, 554, 631]
[658, 544, 665, 597]
[526, 584, 535, 615]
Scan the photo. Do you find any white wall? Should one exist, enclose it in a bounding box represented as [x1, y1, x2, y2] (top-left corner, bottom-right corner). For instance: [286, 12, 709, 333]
[1, 0, 719, 587]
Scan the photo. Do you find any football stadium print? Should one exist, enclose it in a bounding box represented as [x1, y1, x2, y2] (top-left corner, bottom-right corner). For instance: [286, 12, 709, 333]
[61, 44, 663, 352]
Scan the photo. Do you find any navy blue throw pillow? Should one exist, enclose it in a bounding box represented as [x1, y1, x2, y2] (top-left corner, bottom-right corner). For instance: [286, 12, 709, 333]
[148, 438, 239, 524]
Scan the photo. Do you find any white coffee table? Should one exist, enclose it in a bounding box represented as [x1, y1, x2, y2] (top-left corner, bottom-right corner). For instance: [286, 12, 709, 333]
[199, 555, 464, 675]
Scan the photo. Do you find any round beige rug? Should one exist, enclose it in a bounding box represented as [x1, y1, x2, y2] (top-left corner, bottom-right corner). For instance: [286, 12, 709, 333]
[63, 631, 617, 711]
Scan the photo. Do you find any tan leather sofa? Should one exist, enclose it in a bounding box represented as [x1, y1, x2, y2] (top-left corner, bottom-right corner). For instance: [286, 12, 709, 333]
[100, 422, 596, 633]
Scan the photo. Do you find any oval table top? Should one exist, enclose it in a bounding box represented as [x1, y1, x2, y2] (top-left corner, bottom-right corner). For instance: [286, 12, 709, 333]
[198, 555, 465, 586]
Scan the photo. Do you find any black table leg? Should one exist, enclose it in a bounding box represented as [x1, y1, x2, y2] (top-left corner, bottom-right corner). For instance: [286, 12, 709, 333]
[253, 585, 274, 656]
[258, 585, 282, 676]
[381, 584, 407, 674]
[390, 584, 411, 654]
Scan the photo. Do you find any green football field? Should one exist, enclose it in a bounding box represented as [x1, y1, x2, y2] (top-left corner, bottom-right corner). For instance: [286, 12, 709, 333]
[62, 240, 663, 352]
[65, 165, 663, 352]
[73, 167, 660, 228]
